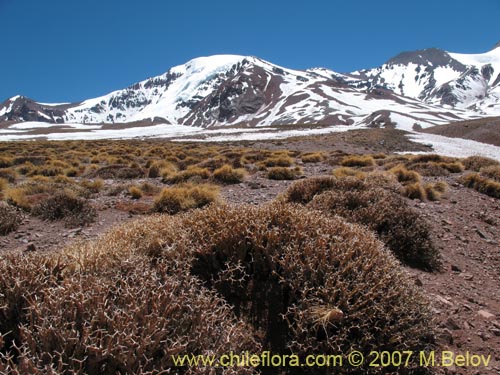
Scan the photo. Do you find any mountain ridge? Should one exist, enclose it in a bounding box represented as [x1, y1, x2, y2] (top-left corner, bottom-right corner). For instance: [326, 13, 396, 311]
[1, 46, 499, 130]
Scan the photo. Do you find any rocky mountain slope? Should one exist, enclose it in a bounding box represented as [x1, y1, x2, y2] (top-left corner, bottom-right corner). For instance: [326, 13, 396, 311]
[1, 45, 499, 130]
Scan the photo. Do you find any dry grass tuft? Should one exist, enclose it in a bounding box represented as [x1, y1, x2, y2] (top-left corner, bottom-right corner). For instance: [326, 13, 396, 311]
[213, 164, 247, 184]
[166, 166, 211, 184]
[301, 152, 325, 163]
[460, 173, 500, 199]
[259, 155, 294, 168]
[0, 168, 17, 183]
[389, 165, 422, 184]
[461, 155, 500, 171]
[267, 166, 303, 180]
[128, 185, 143, 200]
[87, 164, 145, 179]
[153, 183, 220, 214]
[480, 165, 500, 182]
[341, 155, 375, 167]
[332, 167, 366, 179]
[402, 182, 427, 200]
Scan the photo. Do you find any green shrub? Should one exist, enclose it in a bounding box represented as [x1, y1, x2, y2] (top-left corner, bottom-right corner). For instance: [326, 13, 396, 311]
[0, 178, 8, 192]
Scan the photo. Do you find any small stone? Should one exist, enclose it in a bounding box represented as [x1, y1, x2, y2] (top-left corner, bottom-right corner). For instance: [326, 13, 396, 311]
[462, 273, 474, 281]
[476, 229, 488, 239]
[477, 310, 496, 320]
[490, 328, 500, 337]
[444, 317, 460, 330]
[438, 328, 454, 344]
[478, 331, 491, 341]
[435, 295, 453, 307]
[451, 265, 462, 272]
[414, 277, 423, 287]
[24, 243, 36, 252]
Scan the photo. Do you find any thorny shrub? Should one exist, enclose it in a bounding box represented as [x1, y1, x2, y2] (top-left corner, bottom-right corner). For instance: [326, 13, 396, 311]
[0, 203, 23, 235]
[285, 177, 439, 270]
[31, 190, 97, 227]
[0, 253, 258, 375]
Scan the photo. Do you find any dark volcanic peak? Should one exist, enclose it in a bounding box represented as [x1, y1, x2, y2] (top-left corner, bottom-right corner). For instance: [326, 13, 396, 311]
[386, 48, 465, 71]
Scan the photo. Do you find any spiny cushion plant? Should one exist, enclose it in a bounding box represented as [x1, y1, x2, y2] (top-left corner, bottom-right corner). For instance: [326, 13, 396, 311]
[1, 203, 434, 374]
[0, 203, 23, 235]
[31, 190, 97, 227]
[184, 203, 435, 374]
[284, 177, 439, 270]
[0, 253, 258, 375]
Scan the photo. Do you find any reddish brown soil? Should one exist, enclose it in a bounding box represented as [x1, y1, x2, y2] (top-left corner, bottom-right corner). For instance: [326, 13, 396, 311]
[422, 116, 500, 147]
[1, 135, 499, 374]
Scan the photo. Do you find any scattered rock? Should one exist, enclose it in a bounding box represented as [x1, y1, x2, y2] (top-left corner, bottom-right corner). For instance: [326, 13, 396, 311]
[451, 264, 462, 272]
[477, 310, 496, 320]
[478, 331, 491, 341]
[444, 317, 461, 330]
[438, 328, 454, 344]
[24, 243, 36, 252]
[435, 295, 454, 307]
[475, 228, 488, 239]
[490, 328, 500, 337]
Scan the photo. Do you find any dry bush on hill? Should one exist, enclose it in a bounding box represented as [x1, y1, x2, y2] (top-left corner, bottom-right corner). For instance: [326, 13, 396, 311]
[285, 177, 439, 270]
[153, 184, 220, 214]
[0, 203, 23, 235]
[31, 190, 97, 227]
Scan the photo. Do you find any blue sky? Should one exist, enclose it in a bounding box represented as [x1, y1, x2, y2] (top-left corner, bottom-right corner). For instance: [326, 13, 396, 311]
[1, 0, 499, 103]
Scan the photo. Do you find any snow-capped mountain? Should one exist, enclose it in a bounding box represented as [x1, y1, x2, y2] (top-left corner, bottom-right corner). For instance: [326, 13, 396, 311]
[1, 45, 500, 130]
[337, 45, 500, 114]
